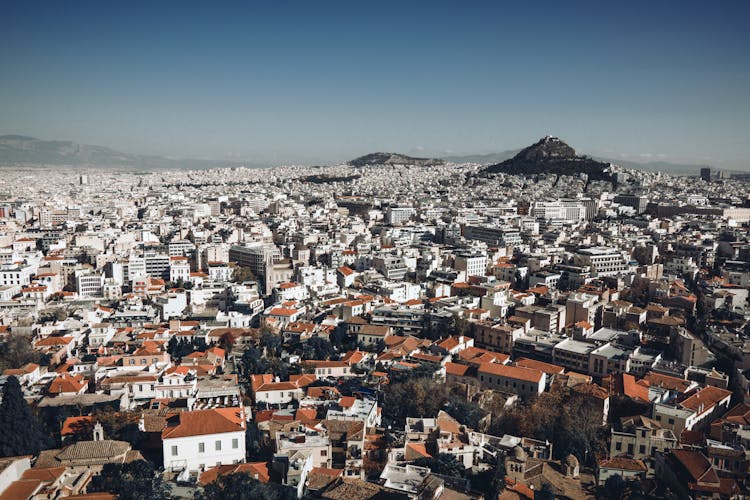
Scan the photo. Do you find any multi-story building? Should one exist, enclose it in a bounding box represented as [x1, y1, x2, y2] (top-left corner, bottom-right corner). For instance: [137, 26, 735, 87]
[574, 247, 630, 277]
[76, 270, 104, 297]
[454, 251, 487, 278]
[609, 415, 678, 460]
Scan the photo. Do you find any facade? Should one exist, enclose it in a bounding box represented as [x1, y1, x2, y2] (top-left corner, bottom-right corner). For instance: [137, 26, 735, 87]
[162, 407, 247, 473]
[478, 362, 545, 398]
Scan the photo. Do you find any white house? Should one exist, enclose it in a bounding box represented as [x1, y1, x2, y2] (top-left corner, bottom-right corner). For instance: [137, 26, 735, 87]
[162, 407, 247, 473]
[156, 367, 198, 399]
[89, 323, 116, 346]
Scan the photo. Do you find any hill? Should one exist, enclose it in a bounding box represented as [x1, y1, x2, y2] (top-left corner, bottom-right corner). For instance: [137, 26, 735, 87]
[481, 136, 614, 181]
[348, 152, 444, 168]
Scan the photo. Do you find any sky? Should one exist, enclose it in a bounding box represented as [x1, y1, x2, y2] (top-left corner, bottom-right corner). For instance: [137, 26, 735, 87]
[1, 1, 749, 167]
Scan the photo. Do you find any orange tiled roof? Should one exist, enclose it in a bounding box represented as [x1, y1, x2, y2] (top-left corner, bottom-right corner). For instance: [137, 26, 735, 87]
[162, 407, 245, 439]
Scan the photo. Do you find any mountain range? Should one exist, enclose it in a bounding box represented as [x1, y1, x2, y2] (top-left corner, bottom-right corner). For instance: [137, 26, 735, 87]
[0, 135, 258, 170]
[0, 134, 722, 175]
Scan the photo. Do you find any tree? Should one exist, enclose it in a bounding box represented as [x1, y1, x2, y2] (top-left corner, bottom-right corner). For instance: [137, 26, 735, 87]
[261, 333, 282, 357]
[0, 333, 44, 371]
[245, 421, 273, 461]
[232, 266, 257, 284]
[329, 324, 356, 351]
[219, 332, 236, 354]
[300, 336, 334, 360]
[599, 475, 627, 500]
[0, 376, 53, 457]
[240, 347, 272, 375]
[88, 460, 170, 500]
[167, 336, 207, 360]
[470, 458, 506, 498]
[444, 395, 486, 430]
[381, 377, 449, 425]
[535, 482, 555, 500]
[389, 362, 436, 383]
[198, 473, 296, 500]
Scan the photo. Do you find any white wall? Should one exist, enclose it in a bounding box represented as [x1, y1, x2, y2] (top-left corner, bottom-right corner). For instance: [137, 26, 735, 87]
[163, 430, 246, 472]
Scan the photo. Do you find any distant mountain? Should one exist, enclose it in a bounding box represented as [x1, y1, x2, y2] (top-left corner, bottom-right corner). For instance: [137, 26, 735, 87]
[348, 152, 444, 168]
[443, 149, 521, 164]
[481, 136, 613, 181]
[0, 135, 261, 169]
[591, 156, 710, 175]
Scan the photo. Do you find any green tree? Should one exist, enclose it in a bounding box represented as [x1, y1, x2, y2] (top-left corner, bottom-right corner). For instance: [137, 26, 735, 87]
[445, 395, 486, 430]
[599, 475, 627, 500]
[198, 473, 295, 500]
[0, 376, 53, 457]
[535, 482, 555, 500]
[469, 458, 506, 498]
[382, 377, 449, 424]
[261, 333, 282, 357]
[88, 460, 170, 500]
[0, 333, 44, 371]
[245, 421, 273, 461]
[240, 347, 271, 375]
[300, 336, 334, 360]
[167, 336, 207, 359]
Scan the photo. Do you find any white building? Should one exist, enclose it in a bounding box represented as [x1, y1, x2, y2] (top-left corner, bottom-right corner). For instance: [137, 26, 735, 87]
[574, 247, 630, 277]
[76, 271, 105, 297]
[169, 256, 191, 282]
[162, 407, 247, 473]
[454, 252, 487, 278]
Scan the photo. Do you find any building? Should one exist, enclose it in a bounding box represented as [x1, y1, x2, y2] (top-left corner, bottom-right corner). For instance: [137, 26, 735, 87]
[609, 415, 677, 460]
[574, 247, 629, 277]
[478, 362, 546, 398]
[162, 407, 247, 474]
[454, 251, 487, 278]
[76, 270, 104, 297]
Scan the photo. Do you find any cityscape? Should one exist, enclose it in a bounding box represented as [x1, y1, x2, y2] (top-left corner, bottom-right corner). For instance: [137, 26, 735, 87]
[2, 2, 750, 500]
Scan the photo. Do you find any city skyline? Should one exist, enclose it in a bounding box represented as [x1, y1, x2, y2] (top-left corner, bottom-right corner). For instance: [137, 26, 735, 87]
[2, 1, 750, 168]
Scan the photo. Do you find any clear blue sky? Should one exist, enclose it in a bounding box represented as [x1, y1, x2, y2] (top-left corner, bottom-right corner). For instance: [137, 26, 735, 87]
[2, 1, 749, 167]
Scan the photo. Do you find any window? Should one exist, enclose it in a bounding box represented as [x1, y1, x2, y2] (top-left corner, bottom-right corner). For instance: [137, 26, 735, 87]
[215, 440, 222, 451]
[627, 444, 634, 455]
[615, 442, 622, 451]
[321, 450, 327, 456]
[171, 445, 178, 456]
[668, 418, 674, 425]
[232, 438, 239, 449]
[199, 442, 205, 453]
[639, 445, 646, 455]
